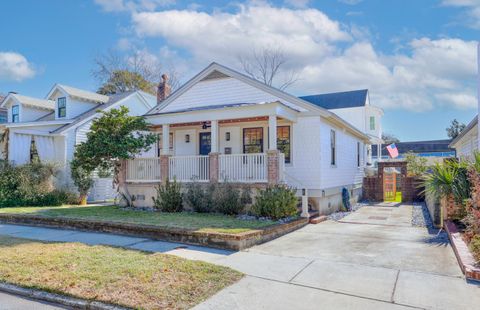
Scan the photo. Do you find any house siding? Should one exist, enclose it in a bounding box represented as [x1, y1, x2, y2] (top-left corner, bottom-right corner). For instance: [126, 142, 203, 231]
[160, 77, 292, 113]
[319, 117, 365, 190]
[285, 116, 322, 189]
[455, 125, 478, 159]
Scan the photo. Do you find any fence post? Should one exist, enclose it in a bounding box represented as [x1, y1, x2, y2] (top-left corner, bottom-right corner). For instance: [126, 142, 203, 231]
[209, 152, 219, 183]
[267, 150, 280, 185]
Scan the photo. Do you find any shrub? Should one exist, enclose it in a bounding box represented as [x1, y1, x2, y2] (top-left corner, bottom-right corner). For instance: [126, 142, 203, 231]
[405, 152, 428, 177]
[252, 185, 298, 220]
[71, 163, 94, 204]
[184, 181, 213, 213]
[0, 162, 70, 207]
[240, 185, 253, 206]
[469, 235, 480, 262]
[152, 179, 183, 212]
[212, 182, 243, 215]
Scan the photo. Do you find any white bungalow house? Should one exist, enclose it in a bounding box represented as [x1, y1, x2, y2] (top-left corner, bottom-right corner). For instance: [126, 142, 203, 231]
[0, 86, 156, 201]
[125, 63, 373, 215]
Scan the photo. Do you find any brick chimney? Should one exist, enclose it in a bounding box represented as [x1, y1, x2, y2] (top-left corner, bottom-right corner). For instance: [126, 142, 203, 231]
[157, 74, 171, 104]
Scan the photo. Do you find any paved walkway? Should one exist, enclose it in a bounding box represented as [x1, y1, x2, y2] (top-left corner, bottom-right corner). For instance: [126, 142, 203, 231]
[0, 203, 479, 309]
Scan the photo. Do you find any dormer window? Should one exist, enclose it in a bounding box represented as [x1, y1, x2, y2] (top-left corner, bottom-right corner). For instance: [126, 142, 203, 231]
[57, 97, 66, 118]
[12, 105, 19, 123]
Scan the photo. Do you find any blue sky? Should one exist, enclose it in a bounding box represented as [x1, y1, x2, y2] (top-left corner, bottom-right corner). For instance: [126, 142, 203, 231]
[0, 0, 478, 141]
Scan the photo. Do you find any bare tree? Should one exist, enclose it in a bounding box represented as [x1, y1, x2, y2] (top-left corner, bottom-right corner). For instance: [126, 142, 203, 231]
[238, 47, 299, 90]
[92, 50, 181, 95]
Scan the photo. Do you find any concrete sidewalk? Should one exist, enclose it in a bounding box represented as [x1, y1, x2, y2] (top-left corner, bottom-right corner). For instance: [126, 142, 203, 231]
[0, 204, 479, 309]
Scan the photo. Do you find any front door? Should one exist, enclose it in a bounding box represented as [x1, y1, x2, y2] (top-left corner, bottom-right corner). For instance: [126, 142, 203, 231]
[199, 132, 211, 155]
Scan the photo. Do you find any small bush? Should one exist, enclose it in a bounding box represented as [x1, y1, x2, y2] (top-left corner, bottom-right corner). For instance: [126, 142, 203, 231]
[152, 179, 183, 212]
[252, 185, 298, 220]
[469, 235, 480, 262]
[0, 161, 68, 207]
[212, 182, 243, 215]
[184, 182, 213, 213]
[240, 185, 253, 206]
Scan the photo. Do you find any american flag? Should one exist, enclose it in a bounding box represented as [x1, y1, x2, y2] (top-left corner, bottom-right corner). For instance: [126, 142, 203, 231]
[386, 143, 399, 158]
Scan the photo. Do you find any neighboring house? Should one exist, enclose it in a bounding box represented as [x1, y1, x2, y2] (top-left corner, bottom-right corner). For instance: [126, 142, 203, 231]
[373, 139, 455, 164]
[449, 116, 478, 159]
[0, 86, 156, 201]
[300, 89, 383, 165]
[125, 63, 371, 215]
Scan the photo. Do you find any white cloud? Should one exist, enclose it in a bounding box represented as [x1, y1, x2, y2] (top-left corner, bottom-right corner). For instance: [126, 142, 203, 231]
[441, 0, 480, 28]
[94, 0, 175, 12]
[0, 52, 36, 82]
[98, 3, 477, 113]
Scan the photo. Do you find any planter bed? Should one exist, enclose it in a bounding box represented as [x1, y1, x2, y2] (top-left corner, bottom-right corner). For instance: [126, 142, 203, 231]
[0, 209, 308, 251]
[444, 220, 480, 282]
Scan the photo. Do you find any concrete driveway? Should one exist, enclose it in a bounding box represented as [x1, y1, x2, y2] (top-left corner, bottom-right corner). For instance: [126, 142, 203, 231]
[195, 204, 480, 310]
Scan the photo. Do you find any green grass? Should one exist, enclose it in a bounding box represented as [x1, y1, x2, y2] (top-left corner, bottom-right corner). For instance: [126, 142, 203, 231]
[0, 235, 242, 309]
[0, 205, 275, 234]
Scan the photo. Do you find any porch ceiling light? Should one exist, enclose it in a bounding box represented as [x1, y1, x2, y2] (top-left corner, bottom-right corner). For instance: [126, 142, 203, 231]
[202, 121, 211, 130]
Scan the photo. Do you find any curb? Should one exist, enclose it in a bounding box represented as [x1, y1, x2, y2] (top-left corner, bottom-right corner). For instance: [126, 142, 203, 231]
[0, 282, 130, 310]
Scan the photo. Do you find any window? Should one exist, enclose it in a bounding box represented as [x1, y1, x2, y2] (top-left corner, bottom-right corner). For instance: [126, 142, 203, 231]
[11, 105, 19, 123]
[57, 97, 66, 118]
[277, 126, 291, 163]
[243, 127, 263, 153]
[330, 130, 336, 166]
[157, 133, 174, 156]
[369, 116, 375, 130]
[357, 142, 361, 167]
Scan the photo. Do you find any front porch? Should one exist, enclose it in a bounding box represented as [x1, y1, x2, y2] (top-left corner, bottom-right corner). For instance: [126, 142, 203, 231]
[126, 101, 297, 185]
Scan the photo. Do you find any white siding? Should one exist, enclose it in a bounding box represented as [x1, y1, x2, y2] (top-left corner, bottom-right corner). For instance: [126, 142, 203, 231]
[455, 125, 478, 159]
[330, 107, 366, 132]
[161, 77, 294, 113]
[319, 117, 365, 189]
[285, 116, 322, 189]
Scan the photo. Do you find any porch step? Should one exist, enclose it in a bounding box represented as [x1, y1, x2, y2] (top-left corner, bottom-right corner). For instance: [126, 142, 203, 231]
[309, 215, 327, 224]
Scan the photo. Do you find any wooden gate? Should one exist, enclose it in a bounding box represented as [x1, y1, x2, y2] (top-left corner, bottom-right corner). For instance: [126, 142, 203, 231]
[383, 172, 397, 202]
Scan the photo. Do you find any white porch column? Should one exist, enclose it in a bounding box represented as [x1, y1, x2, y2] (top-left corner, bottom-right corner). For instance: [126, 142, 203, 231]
[268, 115, 277, 151]
[377, 143, 381, 161]
[211, 120, 219, 153]
[161, 124, 170, 155]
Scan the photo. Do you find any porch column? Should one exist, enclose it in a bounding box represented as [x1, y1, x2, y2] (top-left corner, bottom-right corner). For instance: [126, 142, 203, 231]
[209, 120, 220, 183]
[211, 120, 218, 153]
[267, 150, 280, 185]
[160, 124, 171, 184]
[160, 155, 170, 184]
[377, 143, 381, 161]
[161, 124, 170, 155]
[268, 115, 277, 150]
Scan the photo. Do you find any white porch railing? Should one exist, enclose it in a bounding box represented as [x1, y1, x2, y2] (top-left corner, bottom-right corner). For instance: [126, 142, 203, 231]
[169, 155, 210, 182]
[126, 158, 161, 182]
[219, 153, 267, 183]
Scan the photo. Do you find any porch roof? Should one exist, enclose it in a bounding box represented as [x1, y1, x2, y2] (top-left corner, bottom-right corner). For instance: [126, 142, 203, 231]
[145, 101, 299, 125]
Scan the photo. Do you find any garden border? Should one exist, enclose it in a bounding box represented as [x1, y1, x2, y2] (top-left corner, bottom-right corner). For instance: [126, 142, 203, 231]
[0, 213, 308, 250]
[444, 220, 480, 282]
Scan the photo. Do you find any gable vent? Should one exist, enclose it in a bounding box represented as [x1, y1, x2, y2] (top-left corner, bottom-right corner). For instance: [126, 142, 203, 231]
[200, 70, 230, 81]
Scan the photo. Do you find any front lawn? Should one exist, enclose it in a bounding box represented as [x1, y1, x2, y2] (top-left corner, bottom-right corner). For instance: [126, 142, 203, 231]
[0, 236, 242, 309]
[0, 205, 275, 234]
